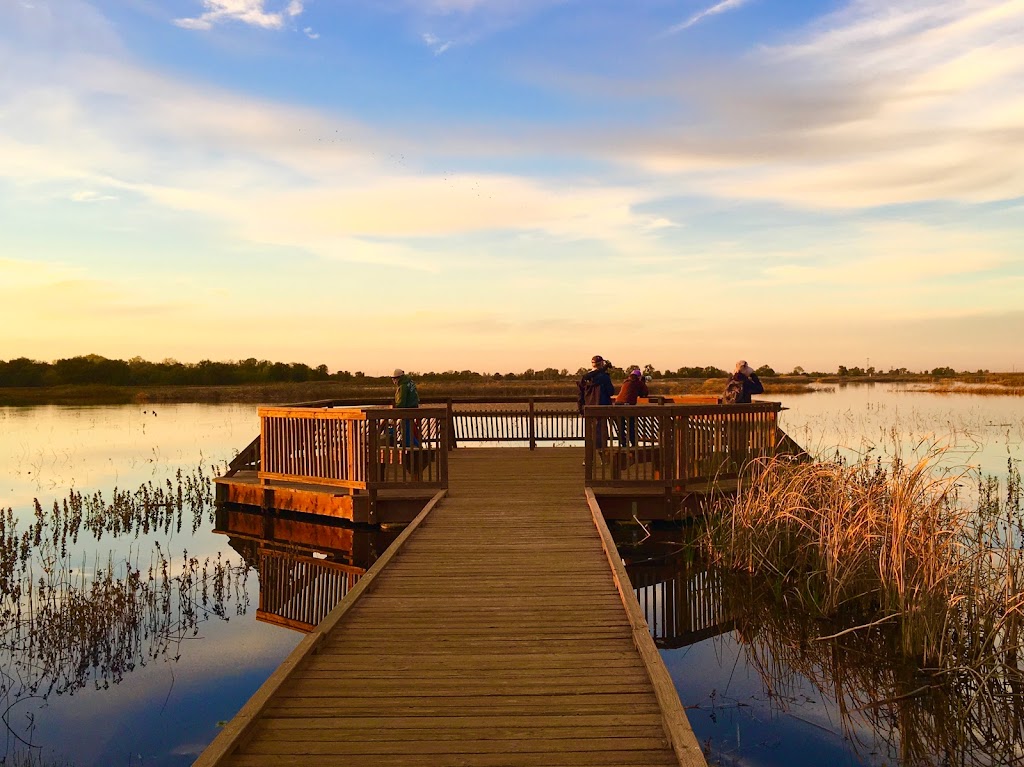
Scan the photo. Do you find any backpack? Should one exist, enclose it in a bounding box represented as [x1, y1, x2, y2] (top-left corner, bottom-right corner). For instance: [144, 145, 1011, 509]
[722, 377, 744, 404]
[405, 380, 420, 407]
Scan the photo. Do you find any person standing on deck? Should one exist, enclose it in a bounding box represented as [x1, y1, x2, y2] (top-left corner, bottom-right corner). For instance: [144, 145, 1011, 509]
[390, 368, 420, 446]
[578, 356, 615, 447]
[723, 360, 764, 404]
[614, 368, 649, 446]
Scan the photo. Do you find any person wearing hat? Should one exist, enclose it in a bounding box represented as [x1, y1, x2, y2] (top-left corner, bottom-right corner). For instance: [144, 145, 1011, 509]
[614, 369, 649, 446]
[723, 360, 764, 404]
[577, 356, 615, 447]
[390, 368, 420, 447]
[614, 368, 649, 405]
[391, 368, 419, 409]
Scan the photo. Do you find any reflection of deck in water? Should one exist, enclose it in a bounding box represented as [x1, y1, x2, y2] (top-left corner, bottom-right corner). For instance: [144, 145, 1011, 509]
[215, 508, 398, 633]
[621, 530, 736, 649]
[198, 448, 707, 767]
[214, 399, 794, 523]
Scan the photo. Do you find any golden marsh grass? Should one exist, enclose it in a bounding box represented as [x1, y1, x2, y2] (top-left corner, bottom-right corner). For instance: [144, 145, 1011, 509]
[703, 446, 1023, 675]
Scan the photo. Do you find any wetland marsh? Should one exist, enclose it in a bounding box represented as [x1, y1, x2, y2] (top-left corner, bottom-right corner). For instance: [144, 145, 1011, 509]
[0, 385, 1021, 765]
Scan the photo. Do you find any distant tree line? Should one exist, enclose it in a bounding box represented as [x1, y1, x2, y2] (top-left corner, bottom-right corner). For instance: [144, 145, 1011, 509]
[0, 355, 346, 387]
[0, 355, 992, 388]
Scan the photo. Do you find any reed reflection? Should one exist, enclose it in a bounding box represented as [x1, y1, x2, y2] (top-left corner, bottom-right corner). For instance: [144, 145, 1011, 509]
[617, 522, 1024, 766]
[0, 468, 249, 752]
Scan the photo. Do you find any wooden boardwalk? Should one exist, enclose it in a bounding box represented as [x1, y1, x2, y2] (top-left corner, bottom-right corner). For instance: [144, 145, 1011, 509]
[197, 448, 705, 767]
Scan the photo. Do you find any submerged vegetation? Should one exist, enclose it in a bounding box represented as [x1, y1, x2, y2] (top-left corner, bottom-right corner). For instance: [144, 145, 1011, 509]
[0, 467, 249, 755]
[702, 449, 1024, 764]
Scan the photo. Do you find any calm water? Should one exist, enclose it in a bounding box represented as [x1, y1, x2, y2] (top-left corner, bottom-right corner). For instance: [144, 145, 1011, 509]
[0, 386, 1022, 766]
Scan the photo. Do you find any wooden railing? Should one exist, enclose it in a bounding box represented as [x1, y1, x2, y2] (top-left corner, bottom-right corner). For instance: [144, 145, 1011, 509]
[452, 402, 582, 448]
[225, 435, 261, 476]
[259, 406, 448, 491]
[285, 396, 583, 449]
[584, 402, 784, 489]
[281, 396, 723, 450]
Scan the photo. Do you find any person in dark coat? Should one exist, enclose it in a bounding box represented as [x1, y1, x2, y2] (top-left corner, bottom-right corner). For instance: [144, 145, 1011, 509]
[578, 356, 615, 447]
[723, 360, 764, 404]
[577, 355, 615, 410]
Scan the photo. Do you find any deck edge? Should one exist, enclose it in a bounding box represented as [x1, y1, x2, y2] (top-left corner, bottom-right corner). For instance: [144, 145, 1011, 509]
[192, 488, 448, 767]
[585, 487, 708, 767]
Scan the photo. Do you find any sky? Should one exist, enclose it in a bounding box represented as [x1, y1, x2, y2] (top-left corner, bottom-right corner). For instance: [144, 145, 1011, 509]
[1, 0, 1022, 375]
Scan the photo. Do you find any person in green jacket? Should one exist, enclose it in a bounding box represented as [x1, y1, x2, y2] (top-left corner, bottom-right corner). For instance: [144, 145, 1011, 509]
[390, 368, 420, 446]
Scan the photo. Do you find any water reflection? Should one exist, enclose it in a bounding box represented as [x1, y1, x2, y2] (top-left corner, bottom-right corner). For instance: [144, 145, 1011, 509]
[213, 508, 399, 633]
[0, 470, 251, 758]
[617, 525, 1024, 767]
[618, 525, 736, 649]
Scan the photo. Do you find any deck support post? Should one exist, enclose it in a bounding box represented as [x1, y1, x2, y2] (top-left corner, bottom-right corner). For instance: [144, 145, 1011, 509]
[528, 398, 536, 450]
[445, 398, 457, 451]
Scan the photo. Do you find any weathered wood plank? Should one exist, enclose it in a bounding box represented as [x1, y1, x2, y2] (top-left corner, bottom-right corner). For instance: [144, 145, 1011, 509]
[227, 753, 680, 767]
[258, 713, 666, 729]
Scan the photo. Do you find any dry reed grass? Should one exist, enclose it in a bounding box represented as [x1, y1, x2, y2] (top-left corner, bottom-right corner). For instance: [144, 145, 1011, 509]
[704, 447, 1023, 664]
[924, 384, 1024, 396]
[701, 451, 1024, 764]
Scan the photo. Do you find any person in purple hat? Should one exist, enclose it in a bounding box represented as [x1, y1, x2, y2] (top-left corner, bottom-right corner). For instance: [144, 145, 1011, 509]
[614, 369, 649, 446]
[614, 368, 649, 405]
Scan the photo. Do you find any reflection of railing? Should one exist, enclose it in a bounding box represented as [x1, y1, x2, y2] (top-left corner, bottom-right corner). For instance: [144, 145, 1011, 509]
[628, 557, 735, 648]
[584, 402, 784, 489]
[258, 406, 448, 490]
[256, 551, 363, 633]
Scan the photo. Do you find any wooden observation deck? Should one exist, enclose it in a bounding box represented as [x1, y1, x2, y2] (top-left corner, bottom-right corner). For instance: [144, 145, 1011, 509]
[215, 396, 791, 523]
[199, 397, 797, 766]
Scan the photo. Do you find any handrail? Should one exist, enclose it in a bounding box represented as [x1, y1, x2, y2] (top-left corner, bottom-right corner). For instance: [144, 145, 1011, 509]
[258, 406, 449, 491]
[283, 395, 580, 408]
[583, 402, 783, 489]
[225, 435, 261, 477]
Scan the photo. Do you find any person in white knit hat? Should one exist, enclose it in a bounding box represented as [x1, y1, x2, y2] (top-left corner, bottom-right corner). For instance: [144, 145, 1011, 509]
[723, 359, 764, 404]
[389, 368, 420, 448]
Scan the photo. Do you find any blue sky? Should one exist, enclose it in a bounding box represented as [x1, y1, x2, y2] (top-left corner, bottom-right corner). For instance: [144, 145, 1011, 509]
[1, 0, 1022, 375]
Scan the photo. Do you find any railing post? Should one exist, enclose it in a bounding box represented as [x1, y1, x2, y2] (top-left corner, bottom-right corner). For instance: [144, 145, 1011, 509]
[584, 410, 594, 483]
[438, 414, 450, 488]
[528, 397, 536, 451]
[662, 411, 676, 488]
[259, 413, 268, 486]
[367, 412, 380, 486]
[678, 411, 689, 488]
[446, 398, 457, 451]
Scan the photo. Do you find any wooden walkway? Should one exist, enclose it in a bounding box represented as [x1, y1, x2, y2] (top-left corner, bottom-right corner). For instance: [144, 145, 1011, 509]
[197, 448, 705, 767]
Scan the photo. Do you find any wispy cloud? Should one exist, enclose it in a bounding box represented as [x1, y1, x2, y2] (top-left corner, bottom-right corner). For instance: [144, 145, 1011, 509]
[663, 0, 751, 35]
[174, 0, 303, 31]
[626, 0, 1024, 209]
[303, 26, 318, 39]
[70, 190, 118, 203]
[422, 32, 453, 54]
